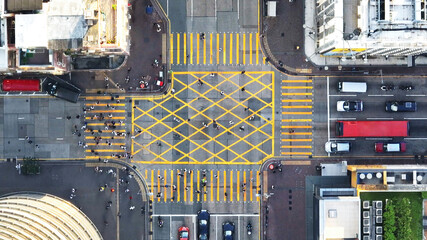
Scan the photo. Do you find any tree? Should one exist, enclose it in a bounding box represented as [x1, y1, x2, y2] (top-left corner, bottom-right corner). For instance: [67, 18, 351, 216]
[21, 157, 40, 175]
[394, 198, 412, 240]
[383, 200, 397, 240]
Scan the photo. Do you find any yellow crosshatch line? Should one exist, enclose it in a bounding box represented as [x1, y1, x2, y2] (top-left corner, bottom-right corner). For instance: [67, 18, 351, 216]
[131, 71, 275, 165]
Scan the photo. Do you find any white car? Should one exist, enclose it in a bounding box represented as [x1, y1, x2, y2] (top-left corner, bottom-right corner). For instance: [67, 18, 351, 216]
[337, 100, 363, 112]
[325, 141, 351, 153]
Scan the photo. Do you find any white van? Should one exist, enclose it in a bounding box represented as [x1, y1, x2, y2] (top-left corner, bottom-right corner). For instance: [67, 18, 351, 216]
[338, 82, 367, 93]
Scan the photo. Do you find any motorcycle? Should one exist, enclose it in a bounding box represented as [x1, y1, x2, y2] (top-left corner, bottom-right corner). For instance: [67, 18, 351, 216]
[158, 216, 164, 228]
[247, 222, 252, 235]
[399, 85, 414, 91]
[380, 84, 395, 91]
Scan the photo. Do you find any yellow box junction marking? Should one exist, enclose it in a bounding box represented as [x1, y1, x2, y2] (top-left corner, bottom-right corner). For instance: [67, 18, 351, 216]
[131, 71, 274, 165]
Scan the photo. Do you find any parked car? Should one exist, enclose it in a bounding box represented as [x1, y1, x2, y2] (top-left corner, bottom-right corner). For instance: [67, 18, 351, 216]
[222, 221, 235, 240]
[375, 142, 406, 153]
[385, 101, 417, 112]
[325, 141, 351, 153]
[337, 100, 363, 112]
[45, 82, 81, 103]
[178, 226, 190, 240]
[197, 210, 210, 240]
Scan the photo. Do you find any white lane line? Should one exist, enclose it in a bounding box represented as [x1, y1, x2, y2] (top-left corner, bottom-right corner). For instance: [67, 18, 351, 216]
[329, 94, 357, 97]
[368, 95, 394, 97]
[191, 0, 193, 20]
[365, 138, 393, 140]
[330, 118, 357, 120]
[405, 138, 427, 140]
[406, 94, 426, 97]
[193, 216, 197, 240]
[326, 76, 331, 157]
[151, 214, 259, 217]
[366, 117, 394, 120]
[404, 118, 427, 120]
[329, 138, 356, 141]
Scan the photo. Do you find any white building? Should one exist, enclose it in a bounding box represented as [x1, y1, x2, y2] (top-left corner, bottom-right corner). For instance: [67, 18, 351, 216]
[316, 0, 427, 58]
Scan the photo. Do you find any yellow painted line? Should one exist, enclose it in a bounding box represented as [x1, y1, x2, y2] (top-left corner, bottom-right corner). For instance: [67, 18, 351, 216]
[203, 36, 206, 65]
[250, 171, 253, 201]
[282, 99, 312, 102]
[183, 33, 187, 64]
[85, 116, 125, 120]
[216, 33, 220, 65]
[223, 171, 227, 201]
[197, 171, 200, 202]
[190, 33, 193, 64]
[229, 33, 233, 64]
[85, 136, 125, 140]
[282, 132, 312, 135]
[282, 112, 312, 115]
[282, 80, 312, 83]
[170, 33, 173, 64]
[203, 175, 207, 202]
[86, 143, 125, 146]
[282, 106, 312, 109]
[84, 130, 125, 133]
[177, 170, 181, 202]
[197, 33, 200, 64]
[150, 170, 154, 201]
[282, 119, 312, 122]
[171, 170, 174, 202]
[281, 92, 312, 96]
[236, 171, 240, 202]
[282, 86, 313, 89]
[282, 125, 312, 128]
[210, 33, 213, 64]
[243, 171, 247, 202]
[190, 171, 194, 202]
[87, 123, 126, 126]
[263, 57, 266, 65]
[210, 170, 213, 202]
[223, 33, 226, 64]
[243, 33, 246, 65]
[256, 171, 259, 201]
[281, 139, 312, 142]
[177, 33, 180, 64]
[256, 33, 259, 64]
[236, 33, 239, 64]
[85, 149, 125, 153]
[217, 170, 220, 202]
[164, 169, 167, 202]
[281, 145, 312, 148]
[84, 96, 126, 100]
[281, 152, 313, 155]
[249, 33, 253, 64]
[145, 170, 147, 180]
[88, 110, 125, 113]
[230, 171, 233, 202]
[183, 170, 186, 202]
[157, 170, 160, 202]
[85, 103, 125, 106]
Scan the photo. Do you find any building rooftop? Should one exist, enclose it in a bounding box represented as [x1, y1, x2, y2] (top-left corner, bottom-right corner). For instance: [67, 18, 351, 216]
[318, 196, 360, 240]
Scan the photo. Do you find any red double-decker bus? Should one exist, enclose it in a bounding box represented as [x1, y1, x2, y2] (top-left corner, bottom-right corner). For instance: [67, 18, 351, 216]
[2, 79, 41, 92]
[336, 120, 409, 137]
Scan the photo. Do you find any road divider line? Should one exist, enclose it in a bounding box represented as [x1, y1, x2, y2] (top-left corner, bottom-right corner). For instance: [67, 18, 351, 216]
[281, 152, 312, 155]
[404, 118, 427, 120]
[281, 145, 312, 148]
[281, 139, 312, 142]
[406, 94, 425, 97]
[282, 112, 312, 115]
[282, 80, 312, 83]
[329, 94, 357, 97]
[330, 118, 356, 120]
[366, 117, 393, 120]
[367, 95, 394, 97]
[404, 138, 427, 140]
[282, 106, 312, 109]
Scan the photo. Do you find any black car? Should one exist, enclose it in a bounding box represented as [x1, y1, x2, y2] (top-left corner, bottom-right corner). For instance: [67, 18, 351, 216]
[222, 222, 235, 240]
[197, 210, 210, 240]
[45, 82, 81, 103]
[385, 101, 417, 112]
